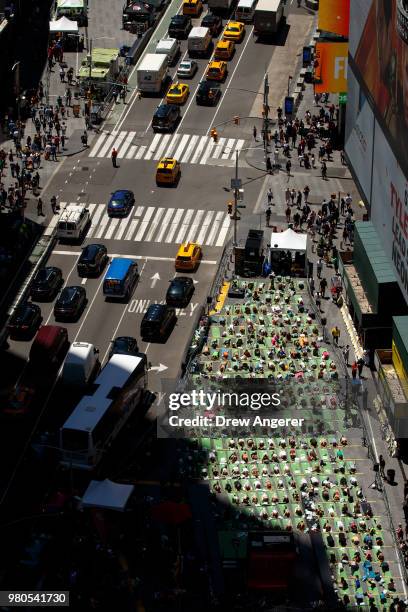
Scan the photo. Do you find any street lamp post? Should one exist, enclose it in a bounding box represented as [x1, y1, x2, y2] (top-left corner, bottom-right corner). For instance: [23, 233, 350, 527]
[12, 61, 21, 134]
[287, 75, 293, 97]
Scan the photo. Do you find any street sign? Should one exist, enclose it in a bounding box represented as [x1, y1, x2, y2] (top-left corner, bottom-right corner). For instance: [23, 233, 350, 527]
[231, 178, 242, 189]
[339, 92, 347, 105]
[237, 205, 246, 209]
[237, 189, 244, 201]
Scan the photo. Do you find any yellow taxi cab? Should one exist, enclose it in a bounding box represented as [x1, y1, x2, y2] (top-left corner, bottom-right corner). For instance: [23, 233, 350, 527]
[175, 242, 202, 271]
[214, 39, 235, 60]
[156, 158, 181, 186]
[183, 0, 202, 16]
[223, 21, 245, 42]
[206, 60, 228, 82]
[166, 82, 190, 104]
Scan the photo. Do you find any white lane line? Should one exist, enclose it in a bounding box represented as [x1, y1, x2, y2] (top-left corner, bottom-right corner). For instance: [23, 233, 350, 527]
[117, 131, 136, 158]
[88, 204, 105, 238]
[165, 133, 181, 158]
[144, 133, 162, 160]
[89, 132, 108, 157]
[196, 210, 214, 243]
[73, 272, 107, 344]
[181, 134, 199, 162]
[105, 217, 121, 240]
[205, 210, 223, 245]
[185, 209, 204, 242]
[215, 213, 231, 246]
[98, 132, 117, 158]
[135, 145, 146, 159]
[232, 138, 245, 158]
[95, 212, 110, 239]
[134, 206, 155, 241]
[165, 208, 184, 242]
[221, 138, 235, 159]
[190, 136, 208, 163]
[111, 131, 127, 153]
[144, 207, 165, 242]
[86, 203, 97, 218]
[175, 208, 194, 243]
[206, 26, 254, 135]
[54, 250, 218, 263]
[200, 139, 215, 165]
[126, 145, 138, 159]
[153, 134, 172, 160]
[212, 137, 226, 159]
[173, 134, 190, 160]
[155, 207, 175, 242]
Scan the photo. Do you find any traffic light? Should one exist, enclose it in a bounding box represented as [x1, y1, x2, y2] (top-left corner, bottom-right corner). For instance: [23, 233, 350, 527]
[227, 201, 233, 215]
[233, 115, 240, 125]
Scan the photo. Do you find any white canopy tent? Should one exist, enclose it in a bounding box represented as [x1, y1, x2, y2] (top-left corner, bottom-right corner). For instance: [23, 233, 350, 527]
[269, 228, 308, 275]
[270, 228, 308, 252]
[81, 479, 134, 511]
[49, 16, 79, 32]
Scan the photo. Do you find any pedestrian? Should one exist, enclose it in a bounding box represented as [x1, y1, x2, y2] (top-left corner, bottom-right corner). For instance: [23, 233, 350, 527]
[331, 325, 340, 346]
[343, 344, 350, 366]
[266, 207, 271, 227]
[309, 277, 315, 296]
[61, 134, 65, 149]
[50, 195, 57, 214]
[111, 148, 118, 167]
[351, 361, 358, 379]
[315, 291, 321, 312]
[379, 454, 386, 478]
[37, 197, 44, 216]
[253, 125, 257, 141]
[285, 187, 291, 205]
[65, 88, 72, 107]
[59, 66, 65, 83]
[345, 192, 352, 208]
[340, 150, 346, 165]
[285, 205, 291, 223]
[266, 157, 272, 174]
[296, 190, 302, 208]
[267, 187, 273, 205]
[340, 198, 345, 215]
[81, 130, 88, 147]
[303, 185, 310, 203]
[316, 258, 323, 279]
[320, 276, 327, 297]
[311, 153, 315, 168]
[286, 159, 291, 176]
[397, 524, 404, 542]
[357, 356, 364, 378]
[321, 161, 327, 179]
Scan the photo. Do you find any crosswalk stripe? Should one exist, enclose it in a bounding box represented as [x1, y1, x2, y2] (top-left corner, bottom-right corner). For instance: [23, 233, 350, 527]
[111, 131, 127, 153]
[174, 134, 190, 160]
[233, 139, 245, 157]
[88, 204, 105, 237]
[126, 145, 137, 159]
[222, 138, 235, 159]
[165, 208, 184, 243]
[89, 132, 107, 157]
[113, 212, 133, 240]
[205, 211, 223, 245]
[44, 201, 66, 235]
[134, 206, 155, 242]
[200, 139, 215, 165]
[145, 207, 165, 242]
[99, 132, 117, 158]
[155, 207, 175, 242]
[215, 214, 231, 246]
[105, 217, 121, 240]
[135, 145, 146, 159]
[122, 205, 145, 241]
[165, 133, 181, 158]
[153, 134, 172, 160]
[181, 134, 199, 162]
[212, 137, 226, 159]
[185, 209, 205, 242]
[95, 212, 110, 239]
[176, 209, 194, 243]
[190, 136, 208, 164]
[196, 210, 214, 244]
[118, 131, 136, 158]
[144, 133, 161, 160]
[86, 203, 97, 218]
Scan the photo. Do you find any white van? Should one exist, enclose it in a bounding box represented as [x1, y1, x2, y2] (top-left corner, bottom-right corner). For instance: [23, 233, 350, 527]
[56, 204, 90, 241]
[155, 38, 180, 66]
[61, 342, 100, 388]
[236, 0, 257, 22]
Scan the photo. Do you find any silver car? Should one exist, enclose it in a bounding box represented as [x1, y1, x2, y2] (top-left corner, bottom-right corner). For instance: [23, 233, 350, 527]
[176, 60, 198, 79]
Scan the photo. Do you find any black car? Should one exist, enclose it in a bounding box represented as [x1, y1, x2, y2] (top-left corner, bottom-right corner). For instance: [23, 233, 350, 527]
[141, 304, 176, 340]
[31, 266, 63, 301]
[8, 303, 42, 339]
[54, 286, 87, 322]
[201, 13, 222, 36]
[196, 81, 221, 106]
[166, 277, 194, 306]
[109, 336, 139, 359]
[77, 244, 108, 277]
[168, 14, 192, 39]
[152, 104, 180, 133]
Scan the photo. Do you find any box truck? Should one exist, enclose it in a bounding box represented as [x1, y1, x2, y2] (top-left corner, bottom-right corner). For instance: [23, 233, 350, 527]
[187, 27, 212, 57]
[137, 53, 168, 93]
[254, 0, 284, 36]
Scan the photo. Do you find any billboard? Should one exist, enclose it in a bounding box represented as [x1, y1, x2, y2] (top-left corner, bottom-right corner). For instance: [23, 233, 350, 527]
[352, 0, 408, 178]
[318, 0, 350, 37]
[314, 42, 348, 93]
[370, 120, 408, 302]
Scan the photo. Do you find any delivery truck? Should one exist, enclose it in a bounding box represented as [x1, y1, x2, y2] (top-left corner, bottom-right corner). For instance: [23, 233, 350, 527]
[136, 53, 168, 93]
[187, 26, 212, 57]
[254, 0, 284, 36]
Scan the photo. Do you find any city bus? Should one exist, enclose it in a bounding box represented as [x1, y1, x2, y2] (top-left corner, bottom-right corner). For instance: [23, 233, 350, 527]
[103, 257, 139, 301]
[59, 353, 147, 470]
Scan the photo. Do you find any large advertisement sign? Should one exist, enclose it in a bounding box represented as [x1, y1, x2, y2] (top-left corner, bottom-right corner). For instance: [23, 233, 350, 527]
[352, 0, 408, 178]
[314, 42, 348, 93]
[371, 121, 408, 302]
[318, 0, 350, 37]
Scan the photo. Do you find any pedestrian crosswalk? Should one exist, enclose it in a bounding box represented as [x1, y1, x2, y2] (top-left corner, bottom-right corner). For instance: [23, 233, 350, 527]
[88, 131, 246, 166]
[44, 202, 231, 247]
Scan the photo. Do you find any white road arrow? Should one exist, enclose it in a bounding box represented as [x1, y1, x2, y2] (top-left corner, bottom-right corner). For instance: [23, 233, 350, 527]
[149, 363, 168, 373]
[150, 272, 160, 288]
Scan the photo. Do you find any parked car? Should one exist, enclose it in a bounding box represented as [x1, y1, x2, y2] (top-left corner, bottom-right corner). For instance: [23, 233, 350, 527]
[77, 244, 108, 277]
[30, 266, 63, 301]
[141, 304, 176, 340]
[108, 336, 139, 359]
[166, 277, 194, 306]
[7, 303, 42, 339]
[107, 189, 135, 217]
[54, 286, 87, 322]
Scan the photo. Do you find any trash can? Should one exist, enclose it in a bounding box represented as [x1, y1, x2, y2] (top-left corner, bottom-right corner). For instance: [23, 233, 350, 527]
[387, 468, 395, 484]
